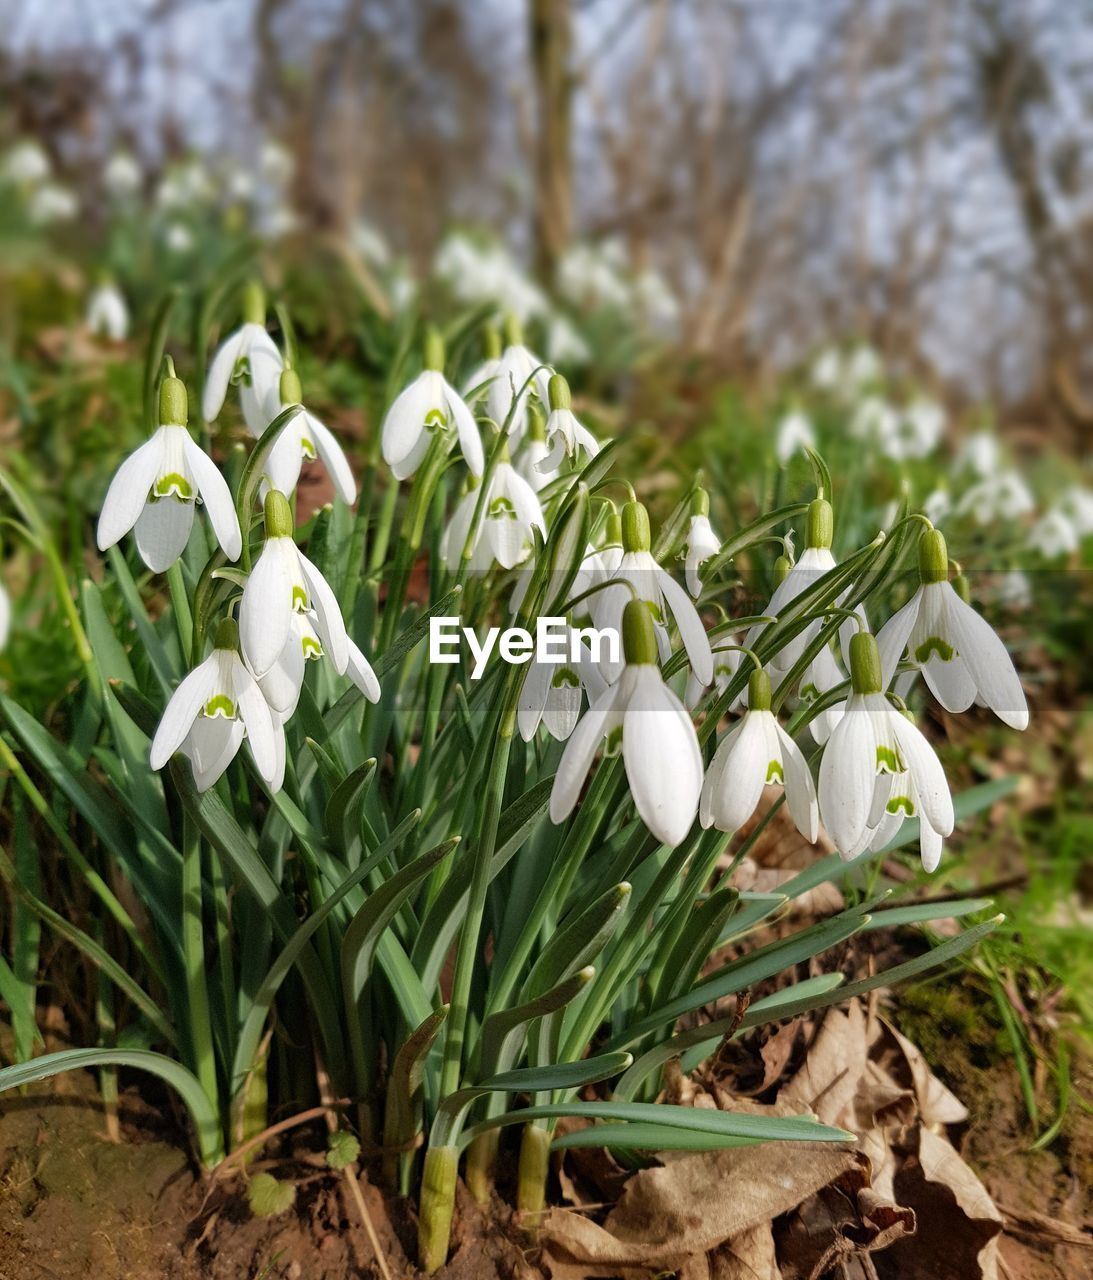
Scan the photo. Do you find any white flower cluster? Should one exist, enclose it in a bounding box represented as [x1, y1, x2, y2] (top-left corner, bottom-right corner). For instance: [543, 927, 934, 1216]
[1, 139, 78, 226]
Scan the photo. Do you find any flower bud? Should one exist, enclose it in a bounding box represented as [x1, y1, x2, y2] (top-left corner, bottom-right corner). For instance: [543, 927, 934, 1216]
[774, 554, 792, 585]
[622, 598, 658, 665]
[263, 489, 294, 539]
[848, 631, 882, 696]
[621, 501, 651, 553]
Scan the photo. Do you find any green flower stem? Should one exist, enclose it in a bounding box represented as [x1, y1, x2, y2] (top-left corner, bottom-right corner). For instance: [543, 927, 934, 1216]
[418, 1145, 459, 1273]
[166, 561, 194, 660]
[181, 811, 219, 1117]
[516, 1122, 551, 1232]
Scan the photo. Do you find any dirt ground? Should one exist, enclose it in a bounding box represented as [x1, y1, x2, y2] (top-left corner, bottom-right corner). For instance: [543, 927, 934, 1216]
[1, 1013, 1088, 1280]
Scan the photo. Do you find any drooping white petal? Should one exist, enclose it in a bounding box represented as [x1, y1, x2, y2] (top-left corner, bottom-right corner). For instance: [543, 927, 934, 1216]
[232, 658, 277, 782]
[918, 818, 943, 874]
[549, 682, 625, 823]
[621, 667, 702, 846]
[518, 654, 553, 742]
[699, 719, 742, 827]
[346, 638, 381, 703]
[298, 552, 349, 674]
[875, 589, 921, 690]
[240, 334, 285, 435]
[0, 584, 10, 650]
[240, 538, 296, 677]
[775, 722, 819, 841]
[182, 436, 242, 560]
[134, 497, 196, 572]
[889, 712, 954, 836]
[440, 489, 481, 571]
[944, 587, 1029, 729]
[444, 377, 484, 476]
[258, 624, 307, 716]
[658, 568, 713, 686]
[202, 329, 246, 423]
[818, 697, 877, 856]
[96, 434, 165, 550]
[263, 415, 308, 497]
[150, 657, 220, 768]
[185, 716, 245, 791]
[542, 666, 585, 741]
[306, 412, 358, 504]
[381, 373, 435, 476]
[702, 711, 768, 833]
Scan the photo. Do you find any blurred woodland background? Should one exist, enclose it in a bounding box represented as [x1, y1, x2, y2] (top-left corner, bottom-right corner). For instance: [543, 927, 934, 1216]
[3, 0, 1093, 434]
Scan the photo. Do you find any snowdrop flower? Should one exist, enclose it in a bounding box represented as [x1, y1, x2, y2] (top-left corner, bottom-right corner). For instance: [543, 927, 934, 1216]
[1028, 508, 1079, 559]
[203, 281, 284, 434]
[799, 641, 848, 744]
[819, 632, 953, 871]
[810, 347, 842, 392]
[97, 372, 241, 572]
[103, 151, 141, 199]
[440, 452, 546, 571]
[875, 529, 1028, 730]
[28, 182, 77, 225]
[776, 409, 815, 464]
[239, 490, 349, 679]
[487, 316, 552, 444]
[686, 631, 741, 710]
[86, 280, 129, 342]
[381, 328, 484, 480]
[257, 610, 379, 717]
[956, 431, 1001, 478]
[150, 618, 281, 792]
[515, 412, 557, 494]
[744, 499, 838, 677]
[898, 398, 945, 458]
[844, 345, 882, 391]
[518, 627, 608, 742]
[539, 373, 598, 472]
[0, 581, 9, 650]
[2, 140, 51, 185]
[596, 501, 713, 686]
[995, 569, 1032, 612]
[261, 367, 356, 505]
[921, 487, 952, 526]
[701, 668, 818, 840]
[544, 312, 590, 364]
[956, 470, 1034, 525]
[683, 490, 720, 597]
[164, 222, 193, 254]
[1060, 486, 1093, 536]
[550, 600, 703, 847]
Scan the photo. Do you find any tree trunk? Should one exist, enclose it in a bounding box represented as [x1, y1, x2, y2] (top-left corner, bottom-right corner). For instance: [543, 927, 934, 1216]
[530, 0, 574, 284]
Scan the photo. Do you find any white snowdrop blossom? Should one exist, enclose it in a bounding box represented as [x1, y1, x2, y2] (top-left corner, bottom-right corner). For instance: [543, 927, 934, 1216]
[0, 581, 10, 651]
[686, 631, 741, 710]
[28, 182, 77, 225]
[850, 396, 902, 456]
[1028, 508, 1079, 559]
[875, 529, 1029, 730]
[956, 470, 1034, 525]
[487, 322, 552, 444]
[150, 619, 282, 792]
[1060, 486, 1093, 537]
[776, 409, 815, 464]
[97, 374, 241, 572]
[3, 140, 51, 185]
[844, 345, 883, 391]
[381, 331, 484, 480]
[799, 641, 848, 745]
[544, 312, 590, 364]
[994, 569, 1032, 612]
[515, 430, 557, 494]
[262, 368, 356, 505]
[701, 668, 818, 841]
[956, 431, 1001, 478]
[539, 373, 599, 472]
[683, 492, 720, 598]
[518, 627, 608, 743]
[239, 491, 349, 679]
[434, 234, 547, 323]
[86, 282, 129, 342]
[921, 488, 952, 526]
[810, 347, 842, 392]
[164, 223, 194, 254]
[819, 634, 954, 871]
[897, 398, 945, 458]
[103, 152, 142, 199]
[202, 283, 284, 435]
[440, 460, 546, 572]
[550, 600, 703, 847]
[595, 501, 713, 686]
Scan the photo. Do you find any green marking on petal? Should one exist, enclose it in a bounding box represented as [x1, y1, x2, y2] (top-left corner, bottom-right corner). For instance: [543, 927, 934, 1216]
[766, 759, 785, 784]
[203, 693, 236, 719]
[605, 723, 624, 756]
[230, 355, 252, 387]
[291, 585, 309, 611]
[914, 636, 955, 663]
[300, 436, 316, 459]
[301, 635, 323, 661]
[551, 667, 580, 689]
[875, 743, 903, 774]
[424, 407, 447, 431]
[886, 794, 915, 816]
[153, 472, 194, 499]
[799, 682, 820, 701]
[714, 663, 735, 680]
[645, 599, 665, 625]
[488, 495, 517, 521]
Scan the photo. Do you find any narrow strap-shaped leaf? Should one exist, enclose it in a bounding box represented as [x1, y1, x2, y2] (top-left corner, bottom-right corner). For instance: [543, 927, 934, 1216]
[552, 1124, 761, 1153]
[477, 969, 593, 1081]
[383, 1005, 450, 1191]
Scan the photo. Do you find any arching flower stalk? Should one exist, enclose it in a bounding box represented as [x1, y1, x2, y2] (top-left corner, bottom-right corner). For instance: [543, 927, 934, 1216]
[203, 281, 284, 434]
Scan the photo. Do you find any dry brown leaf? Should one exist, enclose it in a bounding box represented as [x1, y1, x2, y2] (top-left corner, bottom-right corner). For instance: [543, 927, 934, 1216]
[877, 1019, 969, 1128]
[710, 1224, 780, 1279]
[730, 856, 845, 917]
[780, 1002, 870, 1126]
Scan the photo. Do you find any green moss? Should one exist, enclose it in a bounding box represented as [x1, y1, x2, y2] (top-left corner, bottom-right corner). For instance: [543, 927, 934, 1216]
[896, 979, 1006, 1074]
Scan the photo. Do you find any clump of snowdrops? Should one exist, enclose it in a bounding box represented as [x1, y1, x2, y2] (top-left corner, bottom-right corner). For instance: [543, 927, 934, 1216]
[0, 281, 1022, 1272]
